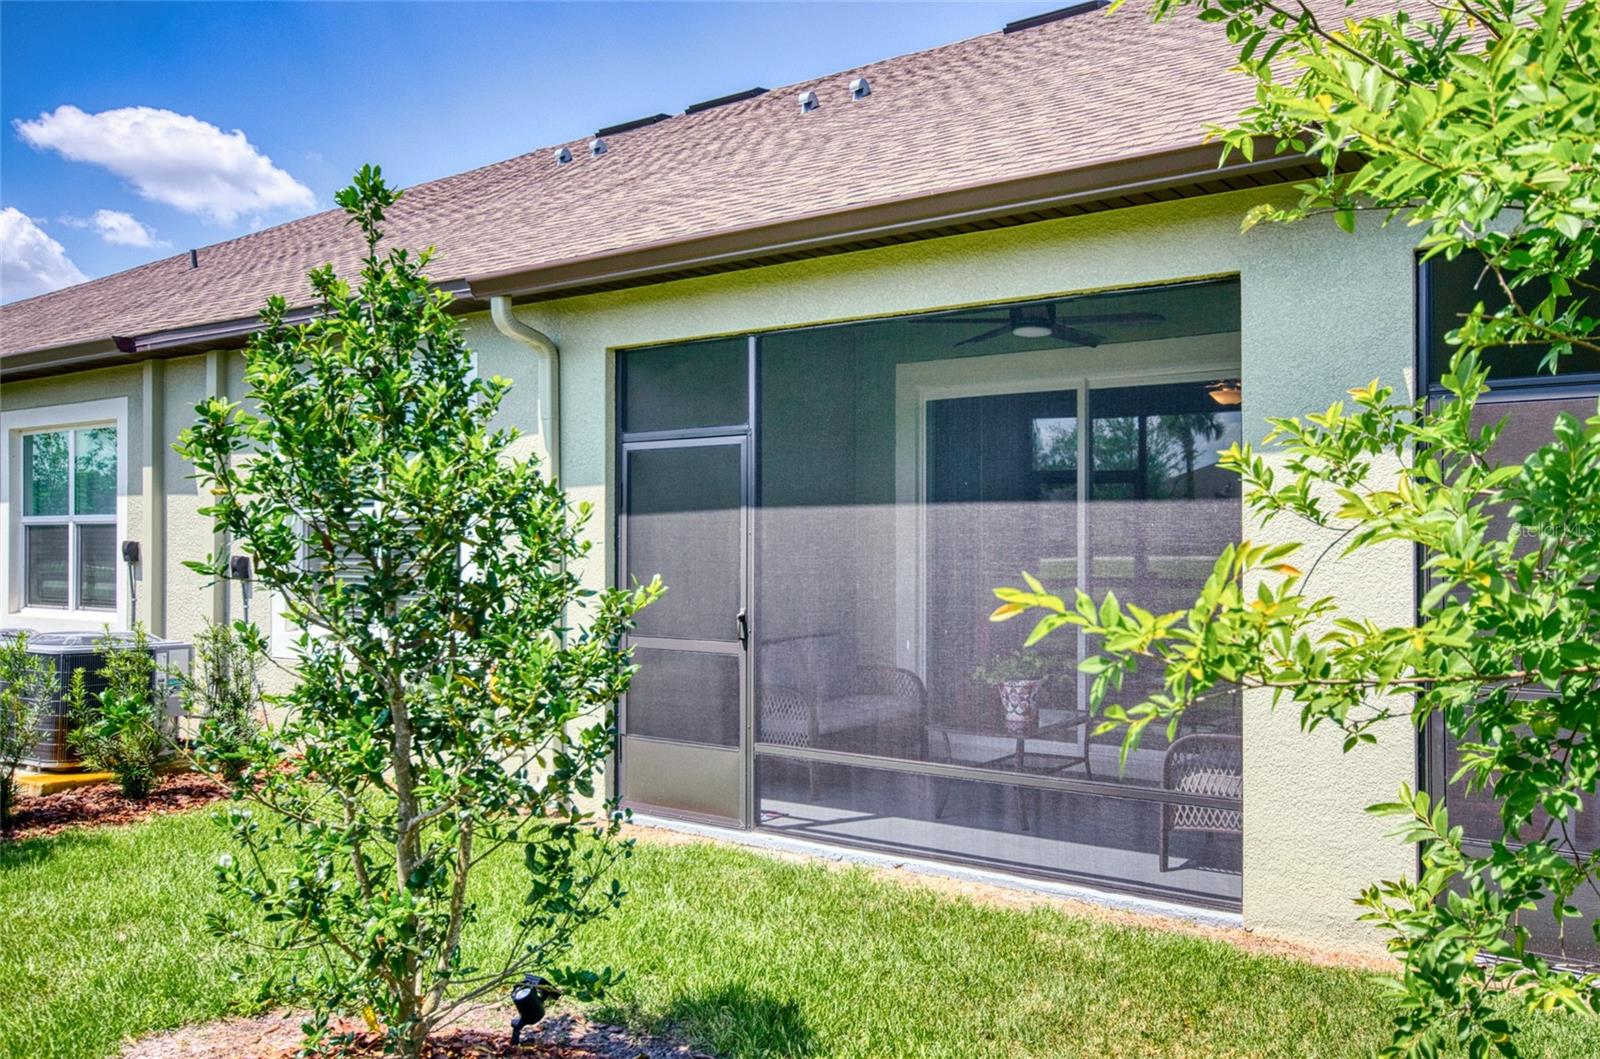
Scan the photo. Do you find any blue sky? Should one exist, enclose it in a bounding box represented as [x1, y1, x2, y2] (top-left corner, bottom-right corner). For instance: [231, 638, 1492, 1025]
[0, 1, 1047, 302]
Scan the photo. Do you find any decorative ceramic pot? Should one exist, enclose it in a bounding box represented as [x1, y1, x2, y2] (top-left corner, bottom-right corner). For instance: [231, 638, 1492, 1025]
[998, 679, 1043, 733]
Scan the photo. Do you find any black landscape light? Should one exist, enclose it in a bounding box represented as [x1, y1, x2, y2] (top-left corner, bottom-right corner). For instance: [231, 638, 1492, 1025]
[510, 973, 558, 1046]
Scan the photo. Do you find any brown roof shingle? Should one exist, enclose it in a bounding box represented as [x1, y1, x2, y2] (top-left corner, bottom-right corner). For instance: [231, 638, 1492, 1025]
[0, 3, 1252, 358]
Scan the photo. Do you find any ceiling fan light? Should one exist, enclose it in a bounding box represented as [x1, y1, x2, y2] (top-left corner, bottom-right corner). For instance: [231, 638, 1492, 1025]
[1011, 324, 1053, 338]
[1207, 380, 1242, 406]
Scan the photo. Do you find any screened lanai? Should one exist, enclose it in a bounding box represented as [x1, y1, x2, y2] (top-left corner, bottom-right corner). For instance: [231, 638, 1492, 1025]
[617, 277, 1246, 908]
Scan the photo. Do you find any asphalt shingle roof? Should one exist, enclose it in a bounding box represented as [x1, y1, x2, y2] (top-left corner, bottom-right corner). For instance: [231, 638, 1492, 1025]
[0, 2, 1252, 358]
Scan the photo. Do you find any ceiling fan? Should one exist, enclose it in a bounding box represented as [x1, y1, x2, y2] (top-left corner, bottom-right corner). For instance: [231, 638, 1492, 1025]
[913, 304, 1164, 348]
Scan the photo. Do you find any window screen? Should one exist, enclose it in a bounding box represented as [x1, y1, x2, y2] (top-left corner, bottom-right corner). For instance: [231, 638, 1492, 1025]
[1425, 394, 1600, 967]
[625, 647, 741, 747]
[622, 336, 749, 434]
[756, 755, 1240, 907]
[751, 280, 1244, 905]
[624, 443, 743, 642]
[1424, 251, 1600, 385]
[1431, 396, 1597, 851]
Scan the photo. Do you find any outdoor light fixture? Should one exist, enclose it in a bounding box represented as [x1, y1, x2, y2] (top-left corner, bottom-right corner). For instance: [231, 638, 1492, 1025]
[122, 540, 141, 627]
[231, 554, 255, 624]
[509, 974, 558, 1046]
[1207, 379, 1243, 406]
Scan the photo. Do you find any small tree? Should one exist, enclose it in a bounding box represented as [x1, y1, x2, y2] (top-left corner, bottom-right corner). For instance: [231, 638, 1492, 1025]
[1000, 2, 1599, 1053]
[186, 621, 265, 783]
[66, 625, 172, 800]
[177, 166, 658, 1056]
[0, 633, 56, 835]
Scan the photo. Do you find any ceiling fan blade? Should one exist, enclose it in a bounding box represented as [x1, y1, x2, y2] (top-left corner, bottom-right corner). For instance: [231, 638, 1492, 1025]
[1052, 323, 1102, 347]
[953, 325, 1013, 347]
[1053, 311, 1165, 325]
[908, 315, 1010, 325]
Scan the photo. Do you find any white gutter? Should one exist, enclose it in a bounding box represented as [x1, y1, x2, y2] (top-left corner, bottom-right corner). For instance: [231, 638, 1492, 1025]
[488, 297, 560, 481]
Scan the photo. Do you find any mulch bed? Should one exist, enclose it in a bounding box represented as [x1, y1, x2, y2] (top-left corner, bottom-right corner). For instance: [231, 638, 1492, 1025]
[121, 1008, 712, 1059]
[3, 771, 226, 841]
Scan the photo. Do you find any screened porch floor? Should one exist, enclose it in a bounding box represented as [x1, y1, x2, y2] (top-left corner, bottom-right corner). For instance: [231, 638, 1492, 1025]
[755, 756, 1242, 907]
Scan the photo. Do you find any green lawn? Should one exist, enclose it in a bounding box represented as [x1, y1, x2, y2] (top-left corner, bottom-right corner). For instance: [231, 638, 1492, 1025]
[2, 811, 1597, 1059]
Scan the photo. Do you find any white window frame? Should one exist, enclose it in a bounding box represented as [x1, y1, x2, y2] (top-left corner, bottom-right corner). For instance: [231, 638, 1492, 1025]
[1, 397, 130, 629]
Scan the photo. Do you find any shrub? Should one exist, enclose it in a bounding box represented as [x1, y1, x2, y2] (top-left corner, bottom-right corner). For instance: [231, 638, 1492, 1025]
[66, 626, 172, 800]
[177, 166, 659, 1057]
[0, 633, 56, 835]
[185, 621, 265, 783]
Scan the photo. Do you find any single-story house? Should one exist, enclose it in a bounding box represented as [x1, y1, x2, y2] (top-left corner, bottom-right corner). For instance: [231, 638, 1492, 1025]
[3, 2, 1595, 961]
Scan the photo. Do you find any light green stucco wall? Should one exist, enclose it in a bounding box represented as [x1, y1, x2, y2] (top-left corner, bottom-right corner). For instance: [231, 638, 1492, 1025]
[1, 185, 1422, 953]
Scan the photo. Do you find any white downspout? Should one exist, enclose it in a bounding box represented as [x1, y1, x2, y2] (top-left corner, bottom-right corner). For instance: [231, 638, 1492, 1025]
[488, 296, 574, 796]
[489, 296, 560, 481]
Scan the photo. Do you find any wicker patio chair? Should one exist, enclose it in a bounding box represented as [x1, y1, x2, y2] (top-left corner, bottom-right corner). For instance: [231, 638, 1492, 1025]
[1158, 732, 1243, 872]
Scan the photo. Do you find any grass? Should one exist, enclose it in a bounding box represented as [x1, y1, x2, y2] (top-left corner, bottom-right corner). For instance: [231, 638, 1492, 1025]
[2, 811, 1598, 1059]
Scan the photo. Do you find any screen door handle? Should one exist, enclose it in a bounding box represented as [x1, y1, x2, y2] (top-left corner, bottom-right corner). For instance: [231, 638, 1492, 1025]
[736, 608, 749, 648]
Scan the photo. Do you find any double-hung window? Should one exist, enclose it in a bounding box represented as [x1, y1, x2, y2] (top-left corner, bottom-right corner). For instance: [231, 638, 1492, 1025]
[3, 398, 126, 622]
[21, 426, 118, 610]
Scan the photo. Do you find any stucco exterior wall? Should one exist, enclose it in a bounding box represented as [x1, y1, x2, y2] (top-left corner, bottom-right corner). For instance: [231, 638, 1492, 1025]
[465, 186, 1421, 954]
[1, 185, 1421, 953]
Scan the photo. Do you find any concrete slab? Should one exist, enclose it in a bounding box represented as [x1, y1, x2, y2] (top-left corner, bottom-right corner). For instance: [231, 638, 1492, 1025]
[15, 770, 117, 796]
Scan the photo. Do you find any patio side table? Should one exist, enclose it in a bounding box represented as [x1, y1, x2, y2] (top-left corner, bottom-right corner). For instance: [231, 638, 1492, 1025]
[926, 709, 1093, 831]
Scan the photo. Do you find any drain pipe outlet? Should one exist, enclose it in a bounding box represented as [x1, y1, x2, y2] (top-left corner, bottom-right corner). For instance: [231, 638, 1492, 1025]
[489, 296, 560, 481]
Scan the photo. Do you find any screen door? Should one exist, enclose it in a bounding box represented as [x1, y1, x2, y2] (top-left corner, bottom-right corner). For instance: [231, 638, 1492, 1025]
[618, 435, 749, 824]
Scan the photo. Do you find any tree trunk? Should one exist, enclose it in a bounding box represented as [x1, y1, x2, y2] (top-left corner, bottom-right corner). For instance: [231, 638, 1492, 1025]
[390, 668, 426, 1056]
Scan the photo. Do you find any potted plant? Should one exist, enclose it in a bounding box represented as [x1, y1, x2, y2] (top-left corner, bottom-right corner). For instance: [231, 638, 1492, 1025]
[974, 649, 1057, 733]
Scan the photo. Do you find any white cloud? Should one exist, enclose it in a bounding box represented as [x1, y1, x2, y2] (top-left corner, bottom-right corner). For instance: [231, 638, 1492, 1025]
[0, 207, 89, 302]
[14, 105, 315, 224]
[60, 208, 166, 247]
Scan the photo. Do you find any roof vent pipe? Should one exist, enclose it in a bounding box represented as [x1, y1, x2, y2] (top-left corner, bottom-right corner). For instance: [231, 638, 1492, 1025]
[589, 138, 607, 157]
[554, 146, 573, 165]
[488, 297, 560, 483]
[188, 249, 199, 269]
[850, 78, 870, 100]
[797, 89, 819, 113]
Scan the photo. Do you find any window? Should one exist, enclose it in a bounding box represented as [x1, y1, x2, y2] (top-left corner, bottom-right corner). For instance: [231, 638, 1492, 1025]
[1419, 255, 1600, 967]
[3, 398, 127, 622]
[1422, 250, 1600, 388]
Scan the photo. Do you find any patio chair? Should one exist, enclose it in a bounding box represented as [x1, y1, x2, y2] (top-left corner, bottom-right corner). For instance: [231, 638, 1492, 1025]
[758, 633, 928, 796]
[1158, 733, 1243, 872]
[757, 667, 928, 752]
